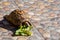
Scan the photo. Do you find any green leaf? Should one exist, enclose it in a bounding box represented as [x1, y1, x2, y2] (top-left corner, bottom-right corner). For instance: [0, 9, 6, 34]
[15, 25, 32, 36]
[15, 32, 19, 35]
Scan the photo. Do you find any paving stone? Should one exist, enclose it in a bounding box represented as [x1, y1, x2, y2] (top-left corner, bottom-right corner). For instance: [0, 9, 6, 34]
[17, 36, 28, 40]
[3, 7, 10, 11]
[31, 27, 44, 40]
[38, 28, 50, 39]
[1, 31, 12, 36]
[28, 12, 34, 16]
[13, 37, 18, 40]
[0, 28, 8, 32]
[1, 37, 13, 40]
[0, 6, 3, 9]
[0, 17, 3, 21]
[2, 2, 10, 6]
[50, 30, 60, 40]
[55, 28, 60, 33]
[18, 3, 24, 7]
[0, 0, 60, 40]
[1, 32, 9, 36]
[0, 31, 2, 36]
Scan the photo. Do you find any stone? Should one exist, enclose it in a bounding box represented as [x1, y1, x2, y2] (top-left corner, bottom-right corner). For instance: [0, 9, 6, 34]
[28, 12, 34, 16]
[52, 7, 59, 10]
[50, 30, 60, 40]
[45, 38, 51, 40]
[1, 31, 13, 36]
[0, 17, 3, 21]
[38, 28, 50, 39]
[1, 37, 13, 40]
[0, 2, 2, 4]
[56, 28, 60, 33]
[1, 32, 9, 36]
[0, 14, 4, 17]
[0, 31, 2, 36]
[3, 7, 9, 11]
[4, 9, 32, 26]
[39, 5, 45, 10]
[47, 0, 54, 2]
[3, 2, 10, 6]
[0, 6, 3, 9]
[28, 27, 45, 40]
[48, 12, 56, 19]
[13, 37, 18, 40]
[18, 4, 24, 7]
[31, 16, 40, 21]
[0, 28, 8, 32]
[52, 22, 58, 27]
[17, 36, 28, 40]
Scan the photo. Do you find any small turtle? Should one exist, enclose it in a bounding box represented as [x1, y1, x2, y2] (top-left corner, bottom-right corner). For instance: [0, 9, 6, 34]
[4, 9, 32, 27]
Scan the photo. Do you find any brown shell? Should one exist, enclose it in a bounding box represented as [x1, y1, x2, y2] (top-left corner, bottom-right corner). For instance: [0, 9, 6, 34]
[4, 9, 30, 26]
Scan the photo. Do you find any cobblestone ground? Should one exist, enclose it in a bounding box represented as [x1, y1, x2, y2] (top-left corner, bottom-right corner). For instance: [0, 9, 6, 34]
[0, 0, 60, 40]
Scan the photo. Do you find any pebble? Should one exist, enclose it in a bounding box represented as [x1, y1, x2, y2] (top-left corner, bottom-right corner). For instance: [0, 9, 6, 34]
[56, 29, 60, 33]
[52, 7, 59, 10]
[13, 37, 18, 40]
[28, 12, 34, 15]
[0, 6, 3, 9]
[0, 14, 4, 17]
[47, 0, 55, 2]
[32, 17, 40, 21]
[3, 7, 9, 11]
[18, 4, 24, 7]
[3, 2, 10, 6]
[29, 2, 34, 4]
[48, 13, 56, 18]
[39, 5, 45, 10]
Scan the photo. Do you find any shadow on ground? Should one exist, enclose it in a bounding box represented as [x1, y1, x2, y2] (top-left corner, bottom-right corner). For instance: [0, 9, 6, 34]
[0, 16, 19, 36]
